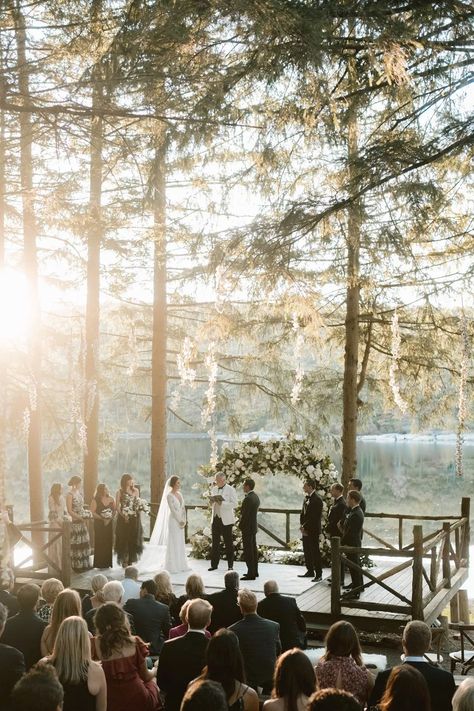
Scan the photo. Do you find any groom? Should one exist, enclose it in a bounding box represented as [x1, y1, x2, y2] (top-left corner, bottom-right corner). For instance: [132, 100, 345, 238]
[209, 473, 237, 571]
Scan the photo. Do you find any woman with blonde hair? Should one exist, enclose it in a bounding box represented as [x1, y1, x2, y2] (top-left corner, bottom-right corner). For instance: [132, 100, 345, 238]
[315, 621, 373, 706]
[40, 588, 82, 656]
[38, 578, 64, 622]
[154, 570, 179, 622]
[82, 573, 108, 617]
[46, 616, 106, 711]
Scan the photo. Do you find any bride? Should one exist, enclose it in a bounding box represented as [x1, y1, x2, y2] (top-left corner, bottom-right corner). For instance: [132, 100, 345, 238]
[139, 475, 191, 575]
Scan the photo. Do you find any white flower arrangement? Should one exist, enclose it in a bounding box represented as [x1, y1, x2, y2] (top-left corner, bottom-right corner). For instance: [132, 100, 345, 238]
[81, 509, 93, 520]
[100, 508, 113, 520]
[136, 498, 151, 515]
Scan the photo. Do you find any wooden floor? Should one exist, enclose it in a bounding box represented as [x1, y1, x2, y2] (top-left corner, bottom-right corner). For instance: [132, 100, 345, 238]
[65, 551, 469, 634]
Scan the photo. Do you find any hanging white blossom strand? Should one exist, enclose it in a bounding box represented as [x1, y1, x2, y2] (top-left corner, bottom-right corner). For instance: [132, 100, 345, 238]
[290, 314, 305, 405]
[389, 311, 408, 414]
[201, 340, 218, 427]
[455, 315, 469, 477]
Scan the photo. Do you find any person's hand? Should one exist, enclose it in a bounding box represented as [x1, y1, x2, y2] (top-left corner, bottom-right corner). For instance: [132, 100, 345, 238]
[179, 521, 186, 529]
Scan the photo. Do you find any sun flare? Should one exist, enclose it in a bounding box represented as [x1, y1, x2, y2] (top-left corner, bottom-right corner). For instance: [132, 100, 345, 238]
[0, 267, 31, 345]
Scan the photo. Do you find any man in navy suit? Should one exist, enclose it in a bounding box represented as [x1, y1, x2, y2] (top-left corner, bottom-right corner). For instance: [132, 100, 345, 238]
[1, 583, 46, 670]
[0, 601, 25, 711]
[369, 620, 455, 711]
[124, 579, 171, 654]
[207, 571, 242, 634]
[257, 580, 306, 651]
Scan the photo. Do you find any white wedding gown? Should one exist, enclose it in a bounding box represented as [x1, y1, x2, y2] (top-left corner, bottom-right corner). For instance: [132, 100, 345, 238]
[138, 490, 191, 575]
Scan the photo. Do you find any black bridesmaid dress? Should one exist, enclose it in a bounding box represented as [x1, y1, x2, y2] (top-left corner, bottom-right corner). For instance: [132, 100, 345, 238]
[93, 500, 113, 568]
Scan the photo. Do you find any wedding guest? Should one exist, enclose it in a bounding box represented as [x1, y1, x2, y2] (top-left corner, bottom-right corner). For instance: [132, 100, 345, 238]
[198, 628, 259, 711]
[37, 578, 64, 623]
[47, 483, 66, 574]
[264, 648, 316, 711]
[453, 678, 474, 711]
[0, 570, 19, 617]
[86, 580, 135, 634]
[0, 601, 25, 711]
[239, 478, 260, 581]
[90, 483, 115, 569]
[157, 598, 211, 711]
[298, 480, 323, 582]
[229, 588, 281, 694]
[124, 579, 171, 655]
[209, 473, 237, 572]
[169, 599, 211, 640]
[176, 573, 206, 615]
[2, 583, 47, 669]
[45, 616, 107, 711]
[10, 664, 63, 711]
[115, 474, 143, 568]
[123, 566, 141, 603]
[40, 588, 82, 656]
[181, 680, 228, 711]
[307, 688, 361, 711]
[257, 580, 306, 651]
[154, 570, 179, 622]
[340, 491, 364, 600]
[207, 571, 242, 634]
[347, 479, 366, 513]
[315, 621, 373, 707]
[66, 476, 91, 572]
[92, 602, 161, 711]
[370, 620, 455, 711]
[81, 573, 107, 617]
[379, 665, 430, 711]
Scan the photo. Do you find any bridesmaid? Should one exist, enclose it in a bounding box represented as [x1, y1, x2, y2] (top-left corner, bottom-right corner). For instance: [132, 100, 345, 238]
[90, 483, 115, 569]
[66, 476, 91, 572]
[115, 474, 143, 568]
[48, 483, 67, 574]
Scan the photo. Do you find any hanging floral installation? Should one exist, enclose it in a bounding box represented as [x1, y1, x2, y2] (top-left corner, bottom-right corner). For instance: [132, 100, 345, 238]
[171, 335, 197, 410]
[201, 339, 219, 468]
[455, 314, 469, 477]
[290, 313, 305, 405]
[389, 310, 408, 414]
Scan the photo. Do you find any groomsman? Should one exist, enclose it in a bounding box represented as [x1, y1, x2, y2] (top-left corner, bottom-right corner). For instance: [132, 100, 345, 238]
[239, 478, 260, 580]
[341, 490, 365, 599]
[348, 478, 366, 513]
[209, 473, 237, 571]
[326, 482, 348, 586]
[298, 480, 323, 582]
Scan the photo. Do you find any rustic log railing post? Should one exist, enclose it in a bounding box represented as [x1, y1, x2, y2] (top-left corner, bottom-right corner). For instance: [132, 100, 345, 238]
[286, 512, 290, 546]
[412, 525, 424, 620]
[398, 518, 403, 550]
[61, 520, 71, 587]
[461, 497, 470, 565]
[430, 546, 437, 589]
[442, 521, 451, 588]
[331, 537, 341, 616]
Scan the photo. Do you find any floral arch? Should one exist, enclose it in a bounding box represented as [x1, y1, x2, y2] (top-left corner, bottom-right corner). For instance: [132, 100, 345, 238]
[190, 437, 339, 563]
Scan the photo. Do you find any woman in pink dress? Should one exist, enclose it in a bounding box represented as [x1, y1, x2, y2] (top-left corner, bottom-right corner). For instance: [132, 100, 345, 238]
[315, 621, 373, 707]
[92, 602, 162, 711]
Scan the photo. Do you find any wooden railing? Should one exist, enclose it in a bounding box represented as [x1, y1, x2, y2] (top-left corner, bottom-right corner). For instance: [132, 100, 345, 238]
[7, 519, 72, 587]
[330, 497, 470, 620]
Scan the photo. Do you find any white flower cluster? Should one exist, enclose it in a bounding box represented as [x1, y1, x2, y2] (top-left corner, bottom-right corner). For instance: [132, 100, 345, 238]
[290, 313, 305, 405]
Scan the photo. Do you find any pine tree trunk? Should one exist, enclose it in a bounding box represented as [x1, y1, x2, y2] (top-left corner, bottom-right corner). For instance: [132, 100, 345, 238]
[83, 0, 103, 503]
[0, 42, 6, 510]
[150, 136, 167, 512]
[341, 52, 360, 488]
[11, 0, 44, 524]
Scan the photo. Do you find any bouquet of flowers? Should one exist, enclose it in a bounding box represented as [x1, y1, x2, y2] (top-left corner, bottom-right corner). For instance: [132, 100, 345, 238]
[62, 513, 72, 522]
[81, 509, 93, 520]
[136, 498, 151, 516]
[121, 504, 136, 517]
[100, 508, 113, 520]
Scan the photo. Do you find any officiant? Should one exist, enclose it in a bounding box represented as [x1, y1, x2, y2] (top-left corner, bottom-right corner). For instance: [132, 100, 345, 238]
[208, 473, 237, 572]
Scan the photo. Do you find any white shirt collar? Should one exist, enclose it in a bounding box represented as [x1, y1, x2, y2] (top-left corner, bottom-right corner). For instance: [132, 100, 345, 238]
[404, 656, 426, 662]
[188, 628, 206, 635]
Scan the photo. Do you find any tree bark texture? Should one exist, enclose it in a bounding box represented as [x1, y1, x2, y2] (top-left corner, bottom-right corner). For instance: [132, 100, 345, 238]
[0, 41, 6, 509]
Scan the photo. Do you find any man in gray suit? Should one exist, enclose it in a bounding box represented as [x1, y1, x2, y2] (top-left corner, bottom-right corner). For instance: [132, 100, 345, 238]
[229, 588, 281, 694]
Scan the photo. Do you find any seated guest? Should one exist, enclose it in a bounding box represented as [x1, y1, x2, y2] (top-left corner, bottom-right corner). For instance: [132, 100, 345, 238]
[86, 580, 135, 633]
[181, 679, 228, 711]
[264, 648, 315, 711]
[10, 664, 63, 711]
[315, 620, 373, 707]
[81, 574, 107, 616]
[169, 600, 211, 640]
[37, 579, 64, 623]
[92, 602, 161, 711]
[0, 570, 19, 618]
[229, 588, 281, 694]
[40, 588, 81, 656]
[0, 601, 25, 710]
[176, 574, 206, 616]
[369, 620, 456, 711]
[379, 664, 430, 711]
[122, 566, 141, 604]
[207, 571, 242, 634]
[257, 580, 306, 651]
[45, 615, 107, 711]
[198, 628, 259, 711]
[307, 689, 361, 711]
[453, 678, 474, 711]
[157, 598, 211, 711]
[2, 583, 47, 669]
[124, 579, 171, 655]
[154, 571, 179, 623]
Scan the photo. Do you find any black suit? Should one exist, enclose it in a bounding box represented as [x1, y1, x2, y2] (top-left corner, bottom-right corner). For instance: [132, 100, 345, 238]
[239, 490, 260, 578]
[156, 631, 209, 711]
[207, 588, 242, 634]
[341, 505, 364, 589]
[257, 593, 306, 652]
[0, 591, 19, 618]
[124, 594, 171, 655]
[369, 660, 455, 711]
[229, 614, 281, 693]
[300, 490, 323, 577]
[0, 643, 25, 711]
[326, 496, 348, 538]
[1, 611, 46, 670]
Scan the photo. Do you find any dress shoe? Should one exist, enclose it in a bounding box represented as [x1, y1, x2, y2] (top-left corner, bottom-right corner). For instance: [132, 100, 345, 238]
[208, 567, 218, 571]
[342, 590, 360, 600]
[312, 575, 322, 583]
[298, 572, 314, 578]
[241, 575, 255, 580]
[342, 583, 353, 590]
